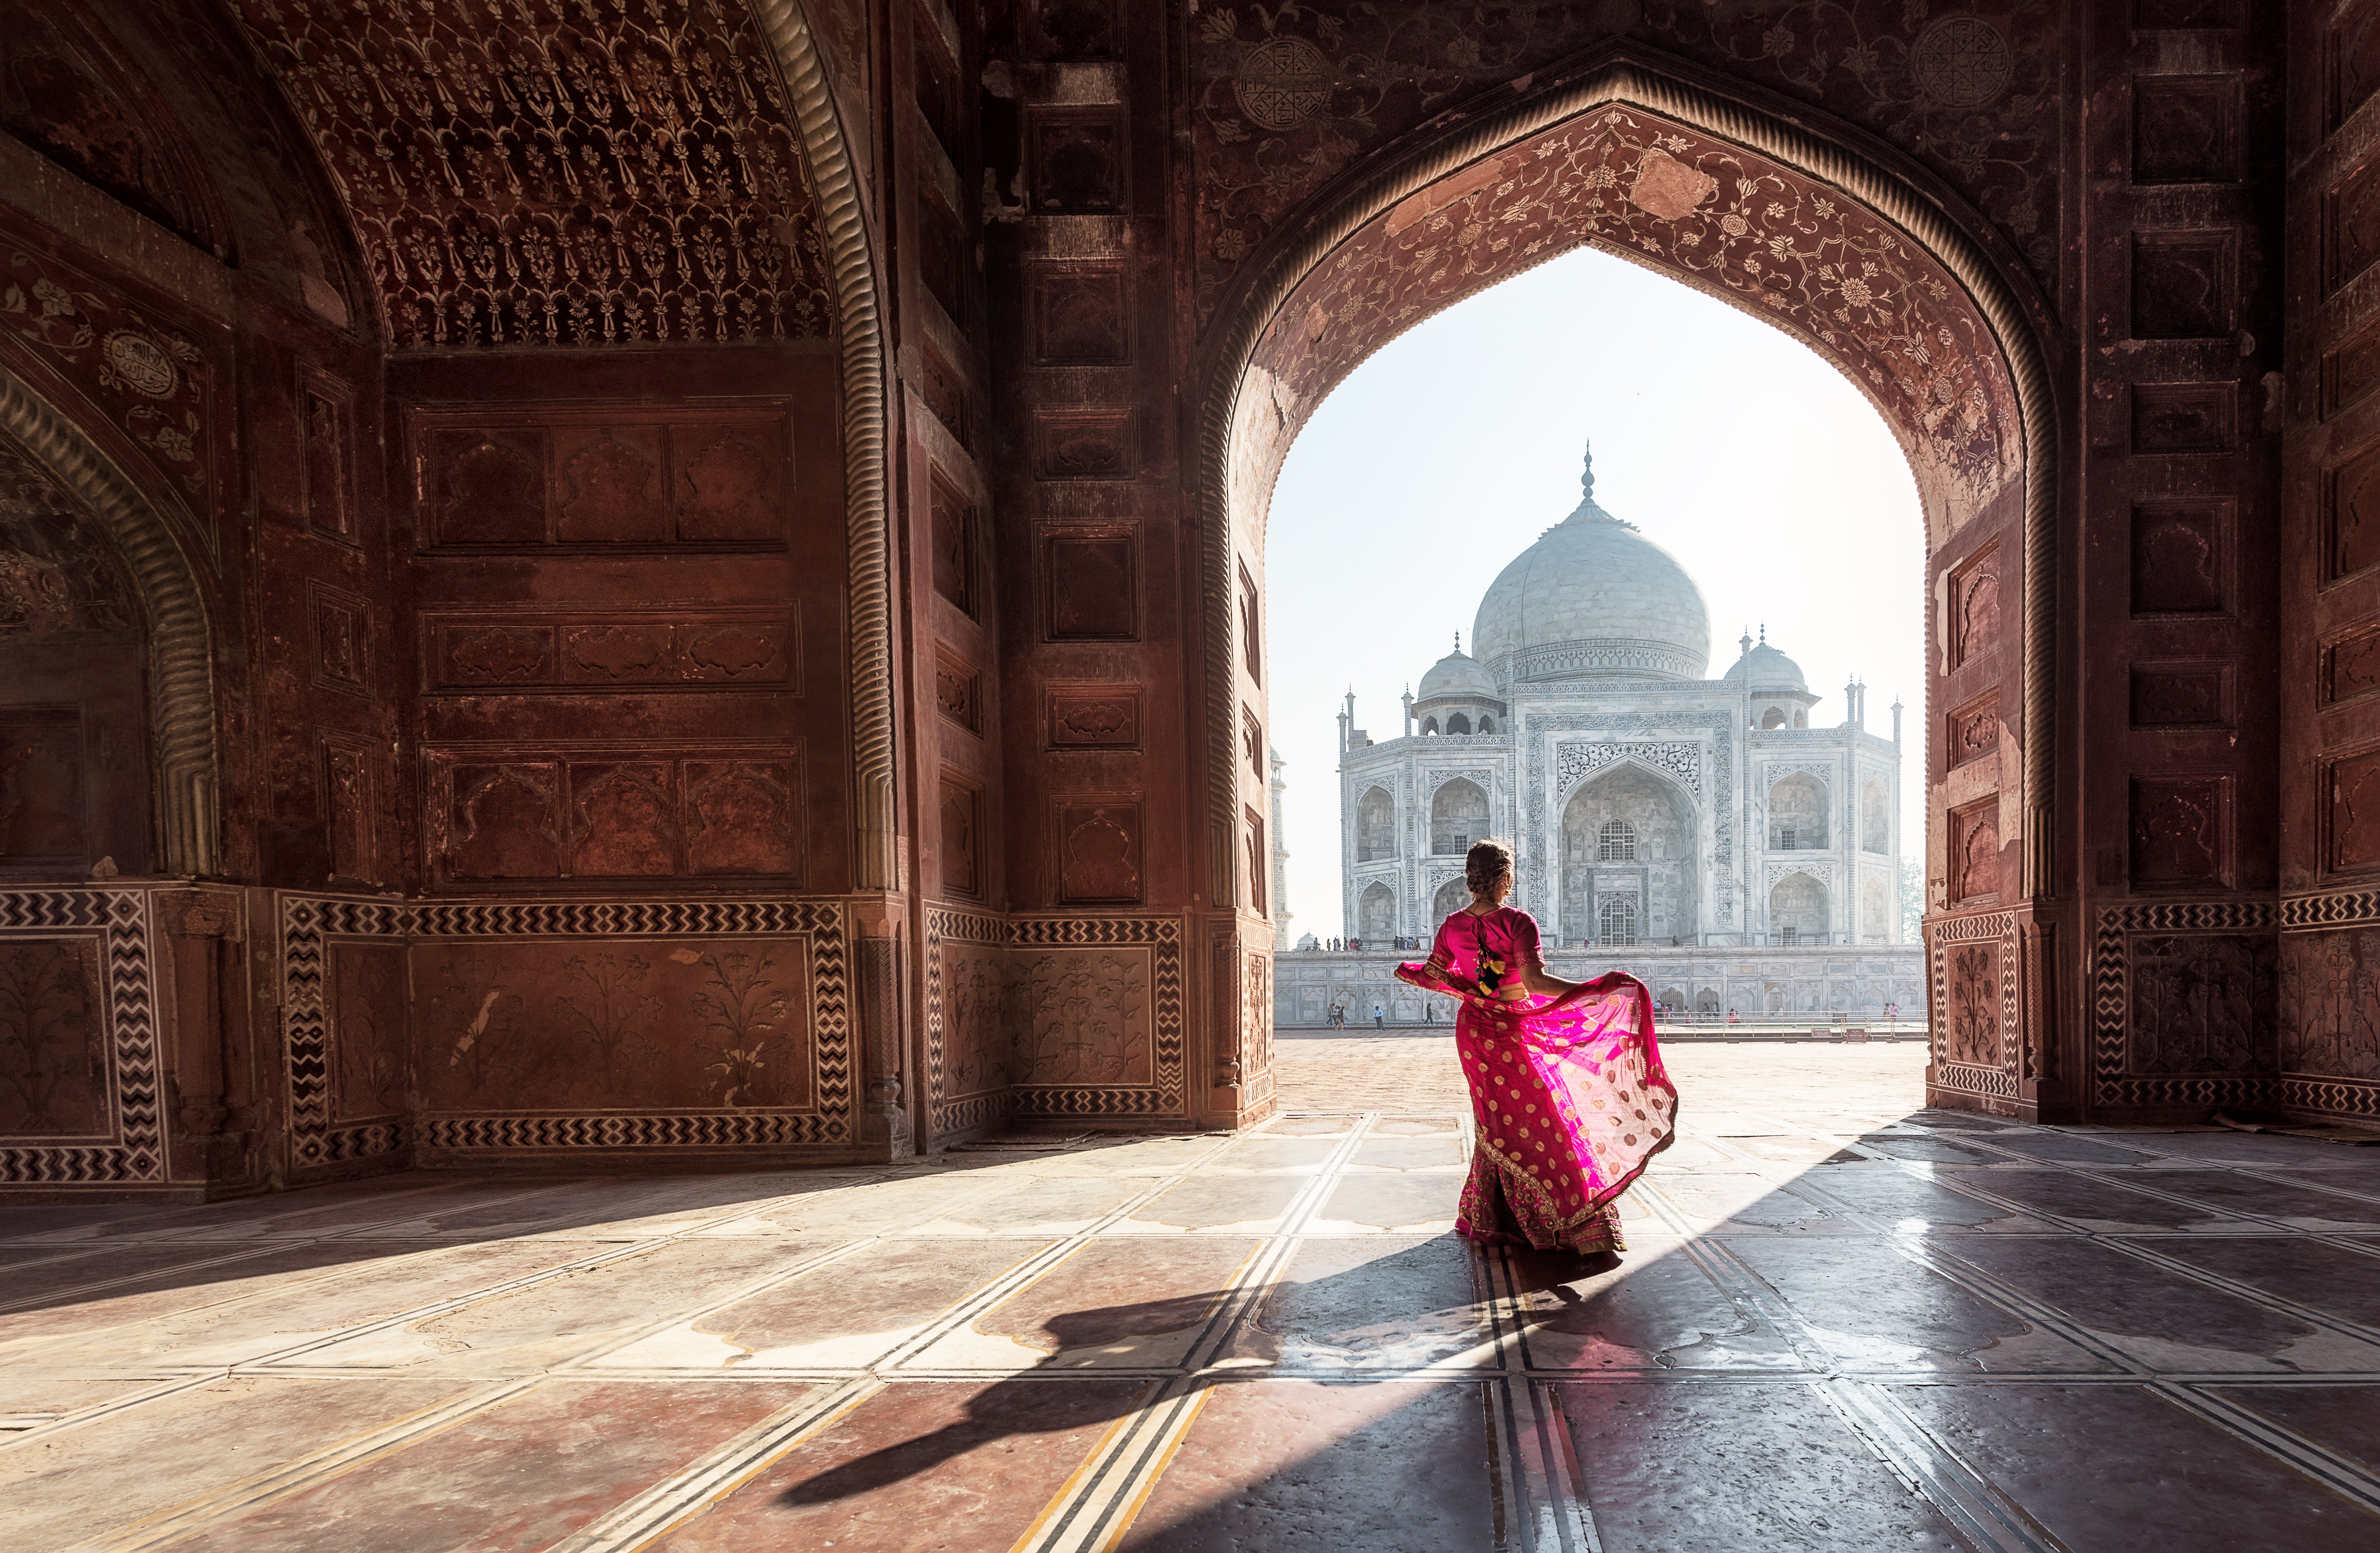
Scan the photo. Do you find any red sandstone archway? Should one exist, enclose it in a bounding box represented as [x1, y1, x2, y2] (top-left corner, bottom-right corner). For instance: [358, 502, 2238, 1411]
[1196, 46, 2060, 1121]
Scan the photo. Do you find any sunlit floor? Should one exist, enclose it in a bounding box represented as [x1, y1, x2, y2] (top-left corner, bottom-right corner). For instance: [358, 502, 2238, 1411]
[9, 1044, 2380, 1551]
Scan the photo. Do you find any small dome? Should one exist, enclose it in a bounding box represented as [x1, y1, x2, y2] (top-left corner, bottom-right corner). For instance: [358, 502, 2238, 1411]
[1471, 444, 1711, 683]
[1724, 639, 1807, 690]
[1416, 638, 1497, 702]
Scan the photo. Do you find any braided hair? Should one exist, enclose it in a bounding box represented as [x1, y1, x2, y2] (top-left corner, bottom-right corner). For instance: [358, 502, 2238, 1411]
[1464, 838, 1514, 900]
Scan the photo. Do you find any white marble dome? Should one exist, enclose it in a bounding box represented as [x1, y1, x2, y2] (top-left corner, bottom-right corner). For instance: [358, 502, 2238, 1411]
[1416, 640, 1498, 702]
[1723, 640, 1808, 690]
[1471, 451, 1711, 683]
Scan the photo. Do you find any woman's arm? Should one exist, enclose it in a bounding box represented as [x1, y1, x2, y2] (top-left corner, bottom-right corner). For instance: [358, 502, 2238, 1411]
[1521, 966, 1584, 998]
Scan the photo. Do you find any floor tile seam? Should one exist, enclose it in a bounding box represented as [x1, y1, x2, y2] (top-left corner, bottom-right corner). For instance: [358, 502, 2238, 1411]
[1982, 1160, 2377, 1234]
[1522, 1375, 1604, 1553]
[2204, 1164, 2380, 1208]
[537, 1375, 885, 1553]
[60, 1374, 545, 1553]
[0, 1372, 229, 1454]
[1821, 1377, 2067, 1553]
[1629, 1182, 1840, 1375]
[230, 1232, 759, 1371]
[1879, 1238, 2157, 1376]
[2149, 1381, 2380, 1516]
[541, 1234, 891, 1375]
[0, 1176, 519, 1248]
[1900, 1169, 2262, 1242]
[2080, 1235, 2380, 1351]
[1497, 1370, 1598, 1553]
[868, 1129, 1261, 1369]
[1022, 1384, 1212, 1553]
[1172, 1115, 1383, 1375]
[268, 1179, 613, 1242]
[0, 1245, 298, 1317]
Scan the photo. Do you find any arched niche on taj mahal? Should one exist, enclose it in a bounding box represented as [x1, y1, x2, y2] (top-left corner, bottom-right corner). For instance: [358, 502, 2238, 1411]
[1200, 41, 2059, 1111]
[1560, 762, 1697, 948]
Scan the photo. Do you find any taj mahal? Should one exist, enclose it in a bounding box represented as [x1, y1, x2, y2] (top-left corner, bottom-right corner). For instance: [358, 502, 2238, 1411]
[1277, 445, 1927, 1025]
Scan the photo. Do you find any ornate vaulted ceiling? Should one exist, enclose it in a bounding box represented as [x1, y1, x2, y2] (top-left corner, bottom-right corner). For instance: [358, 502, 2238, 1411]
[224, 0, 835, 349]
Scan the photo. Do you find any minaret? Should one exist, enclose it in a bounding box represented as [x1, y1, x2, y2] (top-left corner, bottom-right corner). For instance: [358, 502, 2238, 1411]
[1337, 688, 1353, 758]
[1269, 746, 1293, 950]
[1891, 695, 1903, 746]
[1400, 685, 1414, 739]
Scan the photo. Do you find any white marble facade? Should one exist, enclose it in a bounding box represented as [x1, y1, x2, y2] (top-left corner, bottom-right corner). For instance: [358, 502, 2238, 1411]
[1333, 447, 1919, 993]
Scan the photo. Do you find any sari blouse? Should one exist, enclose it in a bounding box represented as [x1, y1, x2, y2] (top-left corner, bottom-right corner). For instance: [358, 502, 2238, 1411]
[1423, 906, 1544, 1004]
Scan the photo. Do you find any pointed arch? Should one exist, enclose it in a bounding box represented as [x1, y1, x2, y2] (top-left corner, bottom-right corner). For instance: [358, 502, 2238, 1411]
[0, 363, 217, 874]
[750, 0, 894, 889]
[1199, 41, 2058, 911]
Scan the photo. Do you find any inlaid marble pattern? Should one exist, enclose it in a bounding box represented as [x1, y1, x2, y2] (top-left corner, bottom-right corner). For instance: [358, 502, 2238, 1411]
[7, 1048, 2380, 1548]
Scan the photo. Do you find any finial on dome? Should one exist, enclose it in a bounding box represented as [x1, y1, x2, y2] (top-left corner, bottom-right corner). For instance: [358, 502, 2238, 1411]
[1580, 441, 1595, 501]
[1453, 630, 1462, 654]
[1758, 623, 1767, 645]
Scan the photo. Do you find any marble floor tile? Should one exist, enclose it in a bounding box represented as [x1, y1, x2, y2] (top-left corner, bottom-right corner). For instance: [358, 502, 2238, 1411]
[1120, 1379, 1502, 1551]
[1508, 1243, 1801, 1371]
[1559, 1380, 1968, 1551]
[1225, 1236, 1492, 1370]
[921, 1237, 1257, 1370]
[645, 1378, 1147, 1551]
[1892, 1381, 2380, 1548]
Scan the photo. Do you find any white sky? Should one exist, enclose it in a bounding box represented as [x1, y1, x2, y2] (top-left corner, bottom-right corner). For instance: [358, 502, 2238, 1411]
[1265, 245, 1925, 940]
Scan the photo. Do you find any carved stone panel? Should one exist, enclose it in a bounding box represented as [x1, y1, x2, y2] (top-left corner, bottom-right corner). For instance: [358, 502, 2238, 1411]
[940, 938, 1012, 1102]
[2323, 316, 2380, 420]
[2328, 625, 2380, 712]
[2331, 154, 2380, 298]
[1029, 107, 1128, 214]
[1056, 800, 1142, 904]
[1943, 940, 2000, 1068]
[940, 777, 979, 899]
[329, 942, 408, 1124]
[1048, 687, 1141, 750]
[310, 584, 368, 696]
[1950, 798, 2000, 905]
[2132, 75, 2240, 184]
[411, 408, 790, 551]
[684, 761, 801, 877]
[1947, 542, 2001, 669]
[1046, 532, 1137, 640]
[555, 429, 667, 543]
[2131, 500, 2230, 614]
[2126, 934, 2276, 1075]
[323, 736, 375, 884]
[2328, 441, 2380, 584]
[2337, 4, 2380, 130]
[413, 937, 816, 1112]
[1007, 945, 1153, 1085]
[2131, 661, 2232, 727]
[2282, 928, 2380, 1079]
[2135, 0, 2241, 29]
[432, 752, 801, 886]
[229, 1, 833, 349]
[426, 611, 793, 692]
[2131, 775, 2229, 888]
[1031, 264, 1130, 365]
[1032, 409, 1136, 480]
[0, 936, 104, 1138]
[935, 646, 980, 734]
[930, 471, 976, 617]
[2130, 383, 2236, 455]
[300, 375, 357, 541]
[1947, 690, 1999, 770]
[2330, 746, 2380, 875]
[2131, 231, 2236, 339]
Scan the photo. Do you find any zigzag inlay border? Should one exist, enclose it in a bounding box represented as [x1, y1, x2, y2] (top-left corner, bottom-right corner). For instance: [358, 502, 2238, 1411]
[1009, 916, 1188, 1120]
[2090, 900, 2279, 1109]
[0, 889, 160, 1186]
[420, 1112, 832, 1149]
[280, 892, 853, 1166]
[2282, 888, 2380, 931]
[2277, 1075, 2380, 1119]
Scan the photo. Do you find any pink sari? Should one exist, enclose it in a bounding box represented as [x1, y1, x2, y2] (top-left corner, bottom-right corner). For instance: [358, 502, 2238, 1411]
[1396, 906, 1678, 1254]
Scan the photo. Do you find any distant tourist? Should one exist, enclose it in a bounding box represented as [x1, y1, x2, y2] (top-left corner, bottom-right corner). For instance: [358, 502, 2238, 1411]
[1372, 1003, 1384, 1028]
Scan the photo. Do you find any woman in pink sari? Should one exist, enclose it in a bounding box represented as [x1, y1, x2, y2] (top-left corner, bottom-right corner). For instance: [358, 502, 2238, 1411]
[1397, 839, 1677, 1256]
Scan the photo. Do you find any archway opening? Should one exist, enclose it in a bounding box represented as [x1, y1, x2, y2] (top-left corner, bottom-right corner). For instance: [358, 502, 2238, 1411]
[1234, 59, 2042, 1121]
